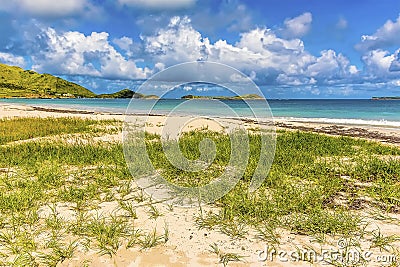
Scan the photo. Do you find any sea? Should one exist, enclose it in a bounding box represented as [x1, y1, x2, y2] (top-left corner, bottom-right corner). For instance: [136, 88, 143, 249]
[1, 98, 400, 127]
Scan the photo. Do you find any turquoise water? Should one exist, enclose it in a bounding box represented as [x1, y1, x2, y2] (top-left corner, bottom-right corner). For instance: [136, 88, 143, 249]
[1, 98, 400, 125]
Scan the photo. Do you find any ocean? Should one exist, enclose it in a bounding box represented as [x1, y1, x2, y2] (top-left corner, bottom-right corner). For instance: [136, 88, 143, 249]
[1, 98, 400, 127]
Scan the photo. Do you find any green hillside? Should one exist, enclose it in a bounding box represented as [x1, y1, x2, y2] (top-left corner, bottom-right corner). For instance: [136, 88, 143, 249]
[0, 63, 96, 98]
[97, 89, 159, 99]
[181, 93, 265, 100]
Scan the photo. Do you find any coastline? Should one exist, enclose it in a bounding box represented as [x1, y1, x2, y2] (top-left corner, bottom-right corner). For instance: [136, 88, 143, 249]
[1, 102, 399, 145]
[1, 102, 400, 266]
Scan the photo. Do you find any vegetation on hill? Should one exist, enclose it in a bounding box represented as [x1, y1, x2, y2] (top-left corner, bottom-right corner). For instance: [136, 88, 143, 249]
[181, 94, 264, 100]
[0, 63, 96, 98]
[372, 96, 400, 100]
[97, 89, 139, 98]
[1, 63, 267, 100]
[0, 63, 160, 99]
[97, 89, 159, 99]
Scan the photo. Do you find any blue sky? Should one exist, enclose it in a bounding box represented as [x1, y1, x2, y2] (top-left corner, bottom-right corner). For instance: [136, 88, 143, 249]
[1, 0, 400, 98]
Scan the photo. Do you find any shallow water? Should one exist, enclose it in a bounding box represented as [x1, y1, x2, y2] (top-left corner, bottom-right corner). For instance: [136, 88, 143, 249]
[1, 98, 400, 126]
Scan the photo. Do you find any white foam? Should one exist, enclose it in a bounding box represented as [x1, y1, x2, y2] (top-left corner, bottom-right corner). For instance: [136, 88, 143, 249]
[274, 117, 400, 127]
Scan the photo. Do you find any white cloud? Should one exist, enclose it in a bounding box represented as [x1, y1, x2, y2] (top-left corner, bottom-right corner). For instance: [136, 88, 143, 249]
[143, 16, 210, 65]
[389, 49, 400, 72]
[154, 62, 165, 72]
[0, 52, 26, 68]
[349, 65, 359, 75]
[226, 5, 253, 32]
[0, 0, 90, 17]
[355, 15, 400, 52]
[32, 27, 150, 79]
[281, 12, 312, 38]
[336, 17, 348, 29]
[311, 88, 320, 95]
[219, 28, 315, 77]
[20, 0, 87, 16]
[190, 3, 253, 34]
[306, 50, 351, 79]
[362, 49, 395, 77]
[353, 15, 400, 81]
[143, 16, 355, 86]
[229, 73, 251, 83]
[183, 85, 192, 91]
[6, 13, 396, 91]
[113, 37, 134, 51]
[391, 79, 400, 86]
[118, 0, 196, 9]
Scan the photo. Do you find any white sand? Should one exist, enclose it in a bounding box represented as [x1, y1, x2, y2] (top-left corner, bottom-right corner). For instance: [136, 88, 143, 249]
[1, 102, 400, 266]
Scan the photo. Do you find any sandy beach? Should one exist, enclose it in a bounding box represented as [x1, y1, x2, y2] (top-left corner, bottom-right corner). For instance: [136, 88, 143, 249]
[1, 102, 399, 267]
[1, 102, 400, 145]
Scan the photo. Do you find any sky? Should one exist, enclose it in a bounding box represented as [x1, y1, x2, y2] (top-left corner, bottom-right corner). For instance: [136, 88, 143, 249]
[1, 0, 400, 98]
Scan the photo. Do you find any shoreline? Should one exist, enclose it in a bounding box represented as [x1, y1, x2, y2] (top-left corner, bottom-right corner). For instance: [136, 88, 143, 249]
[1, 102, 399, 145]
[1, 99, 400, 126]
[1, 102, 400, 266]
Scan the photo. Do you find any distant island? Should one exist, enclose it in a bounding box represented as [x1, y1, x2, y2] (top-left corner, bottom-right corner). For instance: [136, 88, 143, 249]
[372, 96, 400, 100]
[181, 93, 265, 100]
[97, 88, 158, 99]
[0, 63, 156, 99]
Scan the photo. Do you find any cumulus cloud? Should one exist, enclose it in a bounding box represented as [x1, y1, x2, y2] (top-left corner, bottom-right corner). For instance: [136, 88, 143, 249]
[0, 0, 90, 17]
[305, 50, 354, 79]
[32, 27, 150, 79]
[362, 49, 395, 77]
[0, 52, 26, 68]
[144, 16, 313, 73]
[113, 37, 134, 51]
[349, 65, 359, 75]
[143, 16, 356, 86]
[353, 15, 400, 82]
[4, 12, 398, 93]
[389, 49, 400, 72]
[143, 16, 210, 65]
[118, 0, 196, 10]
[218, 28, 315, 79]
[355, 15, 400, 52]
[281, 12, 312, 38]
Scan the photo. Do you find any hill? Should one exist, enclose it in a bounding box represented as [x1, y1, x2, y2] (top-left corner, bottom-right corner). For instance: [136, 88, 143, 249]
[372, 96, 400, 100]
[0, 63, 96, 98]
[181, 93, 265, 100]
[97, 89, 158, 99]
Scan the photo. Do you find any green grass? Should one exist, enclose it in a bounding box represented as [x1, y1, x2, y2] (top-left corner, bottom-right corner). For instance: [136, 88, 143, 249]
[0, 117, 120, 145]
[142, 130, 399, 231]
[0, 117, 399, 265]
[0, 63, 156, 99]
[209, 243, 245, 267]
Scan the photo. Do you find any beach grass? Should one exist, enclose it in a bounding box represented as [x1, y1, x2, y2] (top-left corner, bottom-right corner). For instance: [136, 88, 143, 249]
[0, 117, 399, 266]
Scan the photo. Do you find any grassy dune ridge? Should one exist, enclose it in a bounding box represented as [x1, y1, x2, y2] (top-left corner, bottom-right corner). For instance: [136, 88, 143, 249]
[0, 117, 399, 266]
[0, 64, 96, 98]
[0, 63, 155, 99]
